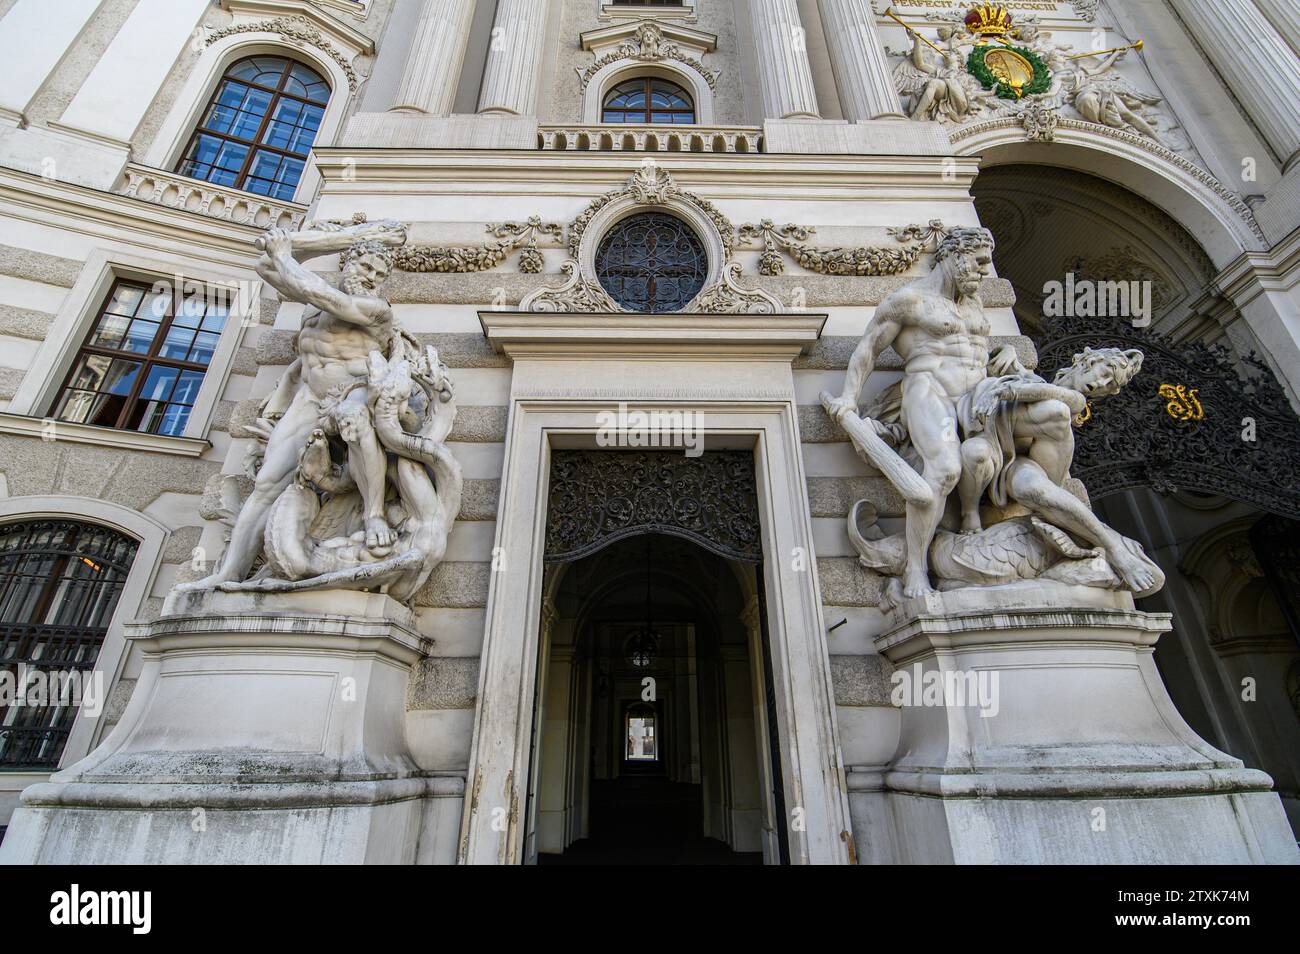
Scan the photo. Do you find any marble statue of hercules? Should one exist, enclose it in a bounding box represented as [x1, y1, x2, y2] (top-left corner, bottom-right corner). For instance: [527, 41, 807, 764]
[187, 219, 407, 589]
[824, 227, 1001, 598]
[825, 226, 1161, 598]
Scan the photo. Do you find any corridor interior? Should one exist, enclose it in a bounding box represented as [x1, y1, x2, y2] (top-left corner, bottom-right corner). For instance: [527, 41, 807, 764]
[529, 534, 781, 865]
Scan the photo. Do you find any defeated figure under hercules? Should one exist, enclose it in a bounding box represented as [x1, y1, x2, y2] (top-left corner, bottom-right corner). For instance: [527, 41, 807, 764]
[822, 226, 1164, 606]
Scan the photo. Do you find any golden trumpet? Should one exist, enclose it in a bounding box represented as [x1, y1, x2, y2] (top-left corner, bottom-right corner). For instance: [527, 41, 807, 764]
[883, 6, 946, 57]
[1068, 39, 1144, 60]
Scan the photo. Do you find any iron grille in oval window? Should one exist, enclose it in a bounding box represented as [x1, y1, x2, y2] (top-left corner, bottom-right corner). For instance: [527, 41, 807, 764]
[0, 520, 138, 769]
[594, 212, 708, 313]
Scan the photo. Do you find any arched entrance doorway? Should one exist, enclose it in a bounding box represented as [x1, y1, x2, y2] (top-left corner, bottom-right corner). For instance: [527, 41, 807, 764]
[524, 450, 787, 865]
[529, 533, 778, 864]
[972, 161, 1300, 835]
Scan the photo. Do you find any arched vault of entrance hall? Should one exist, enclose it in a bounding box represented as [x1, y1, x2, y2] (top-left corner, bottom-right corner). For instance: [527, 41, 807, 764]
[971, 163, 1221, 344]
[956, 133, 1263, 266]
[545, 533, 753, 643]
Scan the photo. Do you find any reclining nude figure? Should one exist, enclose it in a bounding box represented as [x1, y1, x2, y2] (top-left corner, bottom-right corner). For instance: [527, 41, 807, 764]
[822, 226, 1162, 599]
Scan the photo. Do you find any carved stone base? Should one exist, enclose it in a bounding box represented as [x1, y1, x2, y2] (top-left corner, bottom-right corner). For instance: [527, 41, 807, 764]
[0, 592, 462, 865]
[850, 585, 1299, 864]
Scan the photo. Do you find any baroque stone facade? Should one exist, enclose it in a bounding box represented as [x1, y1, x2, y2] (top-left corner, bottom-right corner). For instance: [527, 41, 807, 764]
[0, 0, 1298, 867]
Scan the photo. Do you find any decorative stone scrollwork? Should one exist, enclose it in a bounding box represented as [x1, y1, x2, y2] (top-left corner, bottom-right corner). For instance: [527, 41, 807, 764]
[205, 15, 361, 91]
[737, 219, 948, 276]
[691, 262, 783, 314]
[395, 216, 562, 273]
[519, 261, 621, 313]
[1017, 101, 1059, 141]
[545, 450, 762, 563]
[576, 22, 720, 91]
[1039, 313, 1300, 520]
[569, 165, 735, 260]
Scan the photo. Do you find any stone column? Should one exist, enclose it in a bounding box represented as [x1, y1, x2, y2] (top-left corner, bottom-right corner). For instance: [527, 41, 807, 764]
[749, 0, 820, 119]
[1254, 0, 1300, 57]
[390, 0, 477, 115]
[1170, 0, 1300, 170]
[478, 0, 550, 115]
[817, 0, 905, 120]
[0, 0, 100, 126]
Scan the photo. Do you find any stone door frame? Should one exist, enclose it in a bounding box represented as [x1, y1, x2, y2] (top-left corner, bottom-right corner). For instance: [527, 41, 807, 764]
[458, 310, 852, 864]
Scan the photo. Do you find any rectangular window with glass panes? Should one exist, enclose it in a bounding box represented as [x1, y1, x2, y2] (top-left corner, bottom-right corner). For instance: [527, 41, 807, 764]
[49, 279, 229, 437]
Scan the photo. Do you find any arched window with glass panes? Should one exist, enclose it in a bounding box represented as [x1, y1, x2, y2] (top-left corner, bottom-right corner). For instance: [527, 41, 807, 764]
[176, 55, 330, 200]
[602, 77, 695, 124]
[0, 520, 139, 770]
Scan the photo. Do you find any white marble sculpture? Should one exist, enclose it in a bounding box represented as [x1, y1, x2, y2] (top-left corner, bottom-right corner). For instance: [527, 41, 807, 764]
[893, 27, 981, 122]
[180, 219, 462, 602]
[1060, 47, 1169, 146]
[821, 226, 1163, 605]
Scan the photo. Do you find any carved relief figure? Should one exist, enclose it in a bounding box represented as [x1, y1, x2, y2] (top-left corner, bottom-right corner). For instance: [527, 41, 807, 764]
[888, 14, 1182, 150]
[893, 27, 981, 122]
[1063, 47, 1168, 146]
[180, 219, 462, 602]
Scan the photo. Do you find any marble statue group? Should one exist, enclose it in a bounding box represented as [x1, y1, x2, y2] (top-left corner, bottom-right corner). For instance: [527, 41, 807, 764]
[181, 218, 462, 603]
[822, 225, 1165, 607]
[178, 214, 1160, 611]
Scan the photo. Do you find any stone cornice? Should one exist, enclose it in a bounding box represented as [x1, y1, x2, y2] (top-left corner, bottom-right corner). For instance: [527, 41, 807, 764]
[0, 413, 212, 458]
[219, 0, 375, 55]
[478, 310, 827, 358]
[580, 20, 717, 54]
[1214, 225, 1300, 303]
[310, 149, 982, 196]
[0, 168, 270, 264]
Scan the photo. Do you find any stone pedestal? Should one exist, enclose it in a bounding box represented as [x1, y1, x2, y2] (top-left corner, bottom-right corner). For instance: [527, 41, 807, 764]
[854, 584, 1299, 864]
[0, 591, 455, 865]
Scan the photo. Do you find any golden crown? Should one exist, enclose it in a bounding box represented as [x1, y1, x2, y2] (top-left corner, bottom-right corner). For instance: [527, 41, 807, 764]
[964, 3, 1014, 38]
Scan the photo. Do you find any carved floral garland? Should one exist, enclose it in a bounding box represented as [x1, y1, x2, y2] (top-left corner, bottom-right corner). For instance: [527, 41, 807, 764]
[737, 219, 949, 276]
[395, 217, 562, 273]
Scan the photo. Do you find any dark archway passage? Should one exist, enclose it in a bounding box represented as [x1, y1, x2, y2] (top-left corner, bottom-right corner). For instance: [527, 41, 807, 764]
[528, 529, 778, 865]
